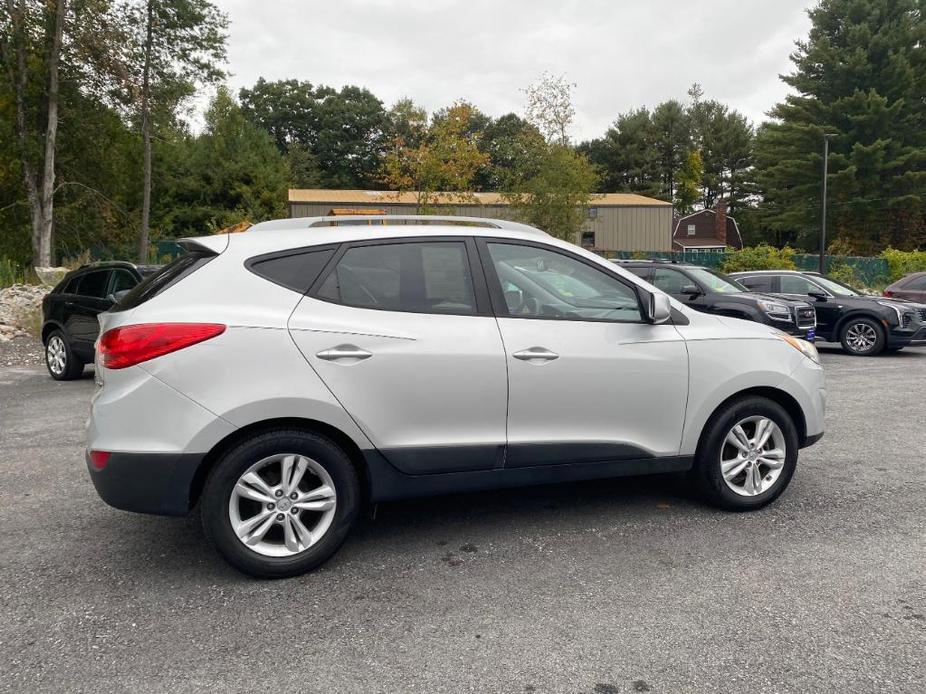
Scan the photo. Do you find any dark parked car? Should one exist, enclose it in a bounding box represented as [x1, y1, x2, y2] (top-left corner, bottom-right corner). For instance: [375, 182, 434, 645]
[41, 261, 160, 379]
[731, 270, 926, 356]
[616, 261, 817, 338]
[884, 271, 926, 303]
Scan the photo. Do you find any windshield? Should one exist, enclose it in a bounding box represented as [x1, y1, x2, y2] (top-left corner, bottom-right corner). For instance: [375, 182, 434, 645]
[686, 267, 746, 294]
[814, 275, 861, 297]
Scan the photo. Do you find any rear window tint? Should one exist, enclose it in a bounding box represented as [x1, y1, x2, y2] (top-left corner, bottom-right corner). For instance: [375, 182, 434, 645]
[247, 248, 335, 293]
[112, 250, 215, 312]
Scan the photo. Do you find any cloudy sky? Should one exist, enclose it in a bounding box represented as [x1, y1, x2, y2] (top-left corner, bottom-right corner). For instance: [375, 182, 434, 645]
[211, 0, 813, 141]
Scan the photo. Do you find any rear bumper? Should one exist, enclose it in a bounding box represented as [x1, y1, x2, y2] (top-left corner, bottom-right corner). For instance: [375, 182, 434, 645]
[86, 450, 205, 516]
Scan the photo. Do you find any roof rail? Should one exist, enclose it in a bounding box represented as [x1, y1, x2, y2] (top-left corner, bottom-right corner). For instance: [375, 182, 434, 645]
[253, 215, 547, 236]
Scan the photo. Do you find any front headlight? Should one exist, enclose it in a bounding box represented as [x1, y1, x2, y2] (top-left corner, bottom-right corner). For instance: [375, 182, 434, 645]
[778, 334, 821, 364]
[757, 299, 792, 321]
[876, 300, 904, 323]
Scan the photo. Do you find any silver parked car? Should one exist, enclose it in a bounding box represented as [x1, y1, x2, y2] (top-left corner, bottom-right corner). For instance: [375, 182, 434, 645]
[87, 216, 825, 577]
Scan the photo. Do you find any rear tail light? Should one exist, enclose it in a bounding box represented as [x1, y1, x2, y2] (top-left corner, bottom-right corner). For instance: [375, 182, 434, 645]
[99, 323, 225, 369]
[883, 290, 893, 297]
[89, 450, 111, 471]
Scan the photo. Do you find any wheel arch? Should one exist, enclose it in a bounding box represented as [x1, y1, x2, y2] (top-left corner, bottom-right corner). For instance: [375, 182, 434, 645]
[833, 310, 889, 340]
[41, 320, 66, 345]
[189, 417, 371, 510]
[697, 386, 808, 454]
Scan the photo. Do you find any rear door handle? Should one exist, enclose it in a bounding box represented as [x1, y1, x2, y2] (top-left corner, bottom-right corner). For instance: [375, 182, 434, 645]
[512, 347, 559, 364]
[316, 344, 372, 363]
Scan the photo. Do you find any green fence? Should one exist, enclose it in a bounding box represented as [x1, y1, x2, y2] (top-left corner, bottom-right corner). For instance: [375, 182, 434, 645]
[599, 250, 889, 286]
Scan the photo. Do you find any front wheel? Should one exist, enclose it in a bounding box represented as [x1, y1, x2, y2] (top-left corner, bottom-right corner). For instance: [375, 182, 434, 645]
[840, 317, 885, 356]
[201, 429, 360, 578]
[694, 396, 799, 511]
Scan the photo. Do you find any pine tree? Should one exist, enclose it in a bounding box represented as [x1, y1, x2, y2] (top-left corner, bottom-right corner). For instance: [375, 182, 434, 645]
[754, 0, 926, 252]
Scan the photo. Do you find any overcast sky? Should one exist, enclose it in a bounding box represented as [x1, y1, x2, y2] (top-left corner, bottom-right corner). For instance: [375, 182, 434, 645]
[210, 0, 813, 141]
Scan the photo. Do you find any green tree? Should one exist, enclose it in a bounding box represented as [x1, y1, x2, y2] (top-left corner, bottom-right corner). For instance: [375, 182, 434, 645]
[650, 100, 691, 201]
[116, 0, 227, 261]
[240, 79, 388, 189]
[474, 113, 543, 191]
[158, 87, 286, 235]
[754, 0, 926, 253]
[504, 143, 598, 242]
[579, 108, 658, 195]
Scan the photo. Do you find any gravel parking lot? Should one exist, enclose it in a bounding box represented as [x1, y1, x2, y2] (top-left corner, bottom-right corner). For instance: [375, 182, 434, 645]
[1, 345, 924, 693]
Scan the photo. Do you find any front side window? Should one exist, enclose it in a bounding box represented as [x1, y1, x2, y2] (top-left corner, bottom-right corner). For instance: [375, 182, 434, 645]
[76, 271, 111, 298]
[316, 241, 476, 315]
[486, 243, 641, 322]
[110, 270, 138, 294]
[813, 275, 860, 296]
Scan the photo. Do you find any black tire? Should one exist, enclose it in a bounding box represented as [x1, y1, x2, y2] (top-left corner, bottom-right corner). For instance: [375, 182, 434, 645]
[201, 429, 360, 578]
[693, 396, 799, 511]
[839, 316, 886, 356]
[44, 329, 85, 380]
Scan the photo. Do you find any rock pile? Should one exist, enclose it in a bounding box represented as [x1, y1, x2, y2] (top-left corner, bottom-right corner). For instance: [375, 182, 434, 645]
[0, 284, 47, 342]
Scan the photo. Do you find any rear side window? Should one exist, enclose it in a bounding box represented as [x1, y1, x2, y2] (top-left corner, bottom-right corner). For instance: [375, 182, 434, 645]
[316, 241, 476, 315]
[247, 248, 335, 293]
[60, 275, 81, 294]
[113, 250, 215, 312]
[76, 271, 111, 298]
[738, 275, 774, 292]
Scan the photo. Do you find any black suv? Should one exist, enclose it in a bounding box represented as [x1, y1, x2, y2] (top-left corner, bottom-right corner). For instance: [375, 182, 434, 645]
[41, 261, 160, 379]
[730, 270, 926, 356]
[617, 261, 817, 338]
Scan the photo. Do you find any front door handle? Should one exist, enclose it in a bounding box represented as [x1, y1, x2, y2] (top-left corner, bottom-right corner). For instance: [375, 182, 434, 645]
[316, 344, 372, 363]
[512, 347, 559, 364]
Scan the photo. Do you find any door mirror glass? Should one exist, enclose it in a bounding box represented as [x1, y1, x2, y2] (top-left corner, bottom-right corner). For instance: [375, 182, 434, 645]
[646, 292, 672, 324]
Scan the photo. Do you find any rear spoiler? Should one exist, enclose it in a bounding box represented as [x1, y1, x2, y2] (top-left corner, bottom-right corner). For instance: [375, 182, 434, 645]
[178, 235, 229, 255]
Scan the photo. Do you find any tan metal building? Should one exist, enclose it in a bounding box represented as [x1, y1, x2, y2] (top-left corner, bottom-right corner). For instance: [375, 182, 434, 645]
[288, 189, 674, 252]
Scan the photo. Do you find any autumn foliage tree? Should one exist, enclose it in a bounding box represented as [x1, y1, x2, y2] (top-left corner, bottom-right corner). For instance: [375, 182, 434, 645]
[380, 101, 488, 212]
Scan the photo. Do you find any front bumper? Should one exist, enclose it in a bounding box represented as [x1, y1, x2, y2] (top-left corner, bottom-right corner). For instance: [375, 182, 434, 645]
[887, 325, 926, 347]
[86, 450, 205, 516]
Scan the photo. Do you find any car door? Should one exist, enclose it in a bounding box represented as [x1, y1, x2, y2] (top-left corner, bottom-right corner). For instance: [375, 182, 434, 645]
[67, 270, 112, 355]
[288, 237, 508, 475]
[777, 274, 840, 337]
[479, 240, 689, 466]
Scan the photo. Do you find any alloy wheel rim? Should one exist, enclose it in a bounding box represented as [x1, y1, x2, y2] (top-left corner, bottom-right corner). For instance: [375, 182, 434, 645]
[228, 453, 337, 558]
[845, 322, 877, 352]
[46, 336, 66, 375]
[720, 416, 786, 497]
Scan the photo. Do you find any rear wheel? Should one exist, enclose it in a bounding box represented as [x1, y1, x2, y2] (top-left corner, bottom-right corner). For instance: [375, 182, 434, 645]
[839, 317, 885, 356]
[44, 330, 84, 380]
[694, 396, 799, 511]
[201, 429, 360, 578]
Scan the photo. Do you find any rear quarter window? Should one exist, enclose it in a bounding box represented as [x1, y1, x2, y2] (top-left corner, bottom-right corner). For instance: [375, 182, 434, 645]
[112, 250, 215, 312]
[247, 247, 336, 293]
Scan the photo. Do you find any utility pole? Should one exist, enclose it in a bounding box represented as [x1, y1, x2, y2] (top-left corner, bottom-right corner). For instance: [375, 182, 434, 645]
[819, 134, 836, 274]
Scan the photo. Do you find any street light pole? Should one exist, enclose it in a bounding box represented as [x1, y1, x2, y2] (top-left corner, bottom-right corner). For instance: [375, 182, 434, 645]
[819, 134, 835, 274]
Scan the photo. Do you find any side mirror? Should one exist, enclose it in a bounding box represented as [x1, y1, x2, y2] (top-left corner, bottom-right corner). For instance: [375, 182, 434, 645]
[106, 293, 117, 304]
[680, 284, 701, 296]
[808, 290, 828, 302]
[645, 292, 672, 325]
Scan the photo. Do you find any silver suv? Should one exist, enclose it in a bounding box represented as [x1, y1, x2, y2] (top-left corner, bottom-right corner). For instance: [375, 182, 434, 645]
[87, 216, 825, 577]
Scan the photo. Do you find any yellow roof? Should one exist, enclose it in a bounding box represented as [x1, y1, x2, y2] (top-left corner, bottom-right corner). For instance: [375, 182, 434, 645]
[288, 189, 670, 207]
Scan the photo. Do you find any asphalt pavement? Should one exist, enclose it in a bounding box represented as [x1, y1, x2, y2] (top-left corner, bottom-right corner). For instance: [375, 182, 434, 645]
[1, 346, 924, 693]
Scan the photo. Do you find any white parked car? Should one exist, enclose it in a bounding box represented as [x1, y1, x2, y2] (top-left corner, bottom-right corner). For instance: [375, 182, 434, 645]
[87, 216, 825, 577]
